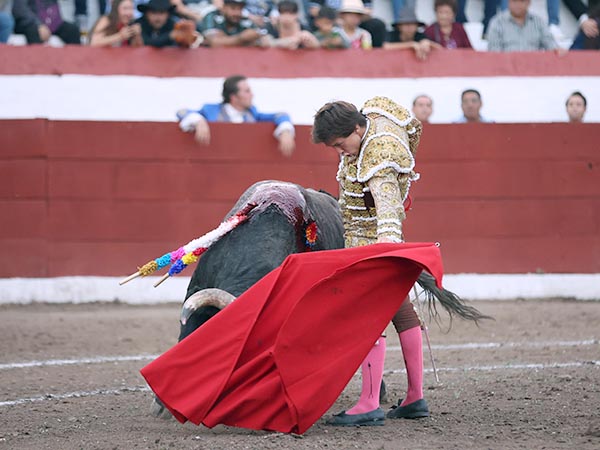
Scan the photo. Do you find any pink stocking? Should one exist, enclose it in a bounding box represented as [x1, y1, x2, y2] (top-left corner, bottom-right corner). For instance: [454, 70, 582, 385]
[346, 337, 386, 415]
[398, 325, 423, 406]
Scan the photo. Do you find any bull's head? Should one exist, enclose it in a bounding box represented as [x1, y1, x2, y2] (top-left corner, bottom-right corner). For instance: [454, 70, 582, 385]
[178, 288, 236, 341]
[151, 288, 238, 420]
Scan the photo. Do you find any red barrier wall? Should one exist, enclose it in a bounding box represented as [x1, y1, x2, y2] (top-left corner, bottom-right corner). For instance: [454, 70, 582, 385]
[2, 46, 600, 78]
[1, 120, 598, 276]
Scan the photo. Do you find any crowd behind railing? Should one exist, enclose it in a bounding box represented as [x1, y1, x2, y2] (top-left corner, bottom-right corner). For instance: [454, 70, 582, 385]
[0, 0, 598, 52]
[174, 75, 589, 157]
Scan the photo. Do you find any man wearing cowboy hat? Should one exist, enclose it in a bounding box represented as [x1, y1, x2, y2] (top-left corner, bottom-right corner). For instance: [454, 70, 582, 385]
[136, 0, 200, 47]
[200, 0, 267, 47]
[135, 0, 178, 46]
[383, 7, 441, 60]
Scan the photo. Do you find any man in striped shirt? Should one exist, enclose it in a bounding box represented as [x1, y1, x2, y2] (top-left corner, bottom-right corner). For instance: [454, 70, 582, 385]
[486, 0, 558, 51]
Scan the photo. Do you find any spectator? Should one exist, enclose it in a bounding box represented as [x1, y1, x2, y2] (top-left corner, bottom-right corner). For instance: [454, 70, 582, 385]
[177, 75, 296, 156]
[89, 0, 143, 47]
[338, 0, 372, 49]
[412, 94, 433, 123]
[135, 0, 176, 46]
[265, 0, 320, 49]
[200, 0, 267, 47]
[571, 4, 600, 49]
[424, 0, 472, 49]
[383, 8, 441, 60]
[312, 6, 348, 48]
[455, 0, 509, 37]
[12, 0, 81, 44]
[455, 89, 493, 123]
[0, 0, 14, 43]
[390, 0, 417, 29]
[74, 0, 107, 34]
[356, 1, 387, 47]
[459, 0, 594, 40]
[135, 0, 199, 47]
[487, 0, 559, 51]
[566, 91, 587, 122]
[169, 0, 207, 25]
[304, 0, 386, 47]
[243, 0, 276, 28]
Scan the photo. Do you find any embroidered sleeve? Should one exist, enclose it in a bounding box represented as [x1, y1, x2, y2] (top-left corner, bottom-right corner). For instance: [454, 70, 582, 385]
[367, 168, 405, 242]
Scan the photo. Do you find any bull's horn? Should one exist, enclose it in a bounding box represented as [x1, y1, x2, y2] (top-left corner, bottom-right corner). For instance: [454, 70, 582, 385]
[180, 288, 236, 325]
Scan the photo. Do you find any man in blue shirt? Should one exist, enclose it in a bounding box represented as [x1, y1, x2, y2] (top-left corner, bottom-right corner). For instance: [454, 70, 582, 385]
[177, 75, 296, 156]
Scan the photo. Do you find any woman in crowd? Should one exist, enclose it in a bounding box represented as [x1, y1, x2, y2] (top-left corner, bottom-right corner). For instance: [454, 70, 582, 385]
[89, 0, 143, 47]
[424, 0, 471, 49]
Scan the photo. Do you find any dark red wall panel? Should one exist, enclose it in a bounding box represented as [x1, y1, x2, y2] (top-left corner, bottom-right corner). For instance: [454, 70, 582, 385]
[0, 120, 47, 159]
[1, 200, 47, 239]
[0, 239, 48, 277]
[0, 160, 47, 199]
[1, 119, 598, 276]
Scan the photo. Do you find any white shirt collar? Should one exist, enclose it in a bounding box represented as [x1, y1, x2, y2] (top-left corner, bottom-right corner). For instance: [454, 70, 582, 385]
[360, 117, 370, 144]
[223, 103, 246, 123]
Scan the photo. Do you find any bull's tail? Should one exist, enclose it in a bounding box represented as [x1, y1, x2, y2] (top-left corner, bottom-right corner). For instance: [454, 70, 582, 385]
[416, 272, 493, 326]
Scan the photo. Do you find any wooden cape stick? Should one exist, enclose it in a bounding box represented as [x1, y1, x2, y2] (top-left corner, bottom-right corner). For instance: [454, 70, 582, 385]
[413, 285, 440, 383]
[119, 271, 141, 285]
[153, 273, 170, 288]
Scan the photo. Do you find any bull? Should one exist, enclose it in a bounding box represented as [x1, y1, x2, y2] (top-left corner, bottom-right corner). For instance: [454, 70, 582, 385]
[150, 180, 488, 418]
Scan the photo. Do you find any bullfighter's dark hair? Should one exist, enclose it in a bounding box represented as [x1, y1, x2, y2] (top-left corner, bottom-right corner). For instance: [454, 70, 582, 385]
[566, 91, 587, 107]
[311, 101, 367, 145]
[434, 0, 457, 14]
[222, 75, 247, 104]
[461, 88, 481, 101]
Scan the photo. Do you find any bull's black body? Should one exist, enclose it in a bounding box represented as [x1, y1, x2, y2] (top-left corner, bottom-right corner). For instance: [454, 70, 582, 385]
[179, 181, 344, 341]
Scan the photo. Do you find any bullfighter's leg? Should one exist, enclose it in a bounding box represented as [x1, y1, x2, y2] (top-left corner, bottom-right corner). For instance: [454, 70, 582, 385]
[325, 338, 386, 426]
[387, 299, 430, 419]
[346, 336, 386, 415]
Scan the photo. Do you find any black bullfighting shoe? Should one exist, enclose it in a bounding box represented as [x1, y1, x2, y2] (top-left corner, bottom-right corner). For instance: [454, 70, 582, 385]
[325, 408, 385, 426]
[386, 398, 430, 419]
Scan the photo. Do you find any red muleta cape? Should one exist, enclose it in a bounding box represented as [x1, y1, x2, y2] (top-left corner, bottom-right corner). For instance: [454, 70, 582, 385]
[140, 242, 443, 434]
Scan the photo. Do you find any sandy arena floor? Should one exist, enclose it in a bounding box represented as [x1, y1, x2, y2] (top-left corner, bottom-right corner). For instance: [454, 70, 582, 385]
[0, 299, 599, 450]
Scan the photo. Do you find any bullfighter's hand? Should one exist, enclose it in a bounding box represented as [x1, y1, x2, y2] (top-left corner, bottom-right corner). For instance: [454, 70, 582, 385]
[194, 119, 211, 145]
[278, 131, 295, 157]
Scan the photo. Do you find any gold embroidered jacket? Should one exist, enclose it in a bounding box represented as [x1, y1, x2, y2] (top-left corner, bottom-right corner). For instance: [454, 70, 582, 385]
[337, 96, 422, 247]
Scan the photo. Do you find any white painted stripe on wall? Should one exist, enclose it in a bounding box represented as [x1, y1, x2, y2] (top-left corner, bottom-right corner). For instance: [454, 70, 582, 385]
[2, 75, 600, 124]
[0, 274, 598, 304]
[0, 276, 190, 304]
[441, 274, 600, 300]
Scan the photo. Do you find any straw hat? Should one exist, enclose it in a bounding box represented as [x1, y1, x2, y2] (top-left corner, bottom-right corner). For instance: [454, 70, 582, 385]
[338, 0, 369, 15]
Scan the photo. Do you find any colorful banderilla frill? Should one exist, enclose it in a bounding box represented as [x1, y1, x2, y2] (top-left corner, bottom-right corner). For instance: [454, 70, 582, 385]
[119, 203, 257, 287]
